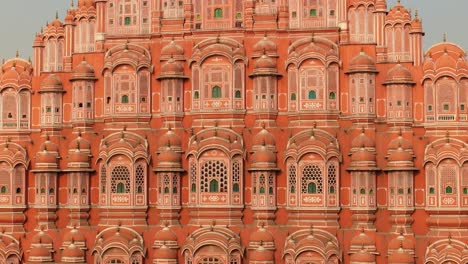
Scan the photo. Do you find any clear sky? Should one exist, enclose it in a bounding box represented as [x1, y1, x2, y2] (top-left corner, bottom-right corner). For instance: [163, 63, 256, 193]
[0, 0, 466, 60]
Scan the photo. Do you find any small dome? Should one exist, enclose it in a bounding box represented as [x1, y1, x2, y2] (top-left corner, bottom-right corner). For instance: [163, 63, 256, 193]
[351, 131, 375, 149]
[350, 231, 375, 247]
[436, 52, 457, 69]
[36, 139, 60, 166]
[387, 135, 412, 150]
[62, 243, 85, 259]
[385, 64, 414, 84]
[388, 235, 415, 251]
[160, 59, 184, 76]
[253, 36, 277, 55]
[158, 129, 182, 148]
[153, 245, 178, 259]
[69, 136, 91, 151]
[68, 149, 90, 164]
[388, 147, 413, 162]
[161, 40, 184, 57]
[154, 227, 178, 242]
[254, 55, 276, 70]
[31, 231, 53, 245]
[388, 249, 415, 263]
[158, 150, 182, 167]
[63, 227, 86, 244]
[375, 0, 386, 10]
[249, 227, 274, 243]
[251, 146, 277, 164]
[252, 128, 276, 147]
[250, 247, 274, 261]
[72, 59, 96, 79]
[49, 19, 63, 28]
[351, 148, 376, 162]
[40, 74, 63, 91]
[29, 245, 52, 259]
[348, 51, 377, 73]
[350, 248, 376, 263]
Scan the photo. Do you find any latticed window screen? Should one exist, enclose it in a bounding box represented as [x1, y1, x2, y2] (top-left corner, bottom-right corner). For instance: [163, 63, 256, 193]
[232, 160, 241, 192]
[301, 165, 323, 194]
[135, 165, 145, 193]
[190, 159, 197, 192]
[199, 258, 222, 264]
[172, 174, 178, 193]
[259, 174, 266, 194]
[200, 160, 227, 193]
[440, 166, 457, 194]
[111, 166, 130, 193]
[327, 163, 337, 194]
[288, 164, 297, 193]
[268, 173, 274, 194]
[164, 174, 170, 193]
[100, 164, 107, 193]
[426, 165, 436, 193]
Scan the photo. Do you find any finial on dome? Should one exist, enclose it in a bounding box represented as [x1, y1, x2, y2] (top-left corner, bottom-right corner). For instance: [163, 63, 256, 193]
[71, 0, 74, 7]
[56, 10, 59, 19]
[414, 9, 419, 19]
[443, 33, 447, 42]
[397, 0, 401, 4]
[16, 50, 19, 58]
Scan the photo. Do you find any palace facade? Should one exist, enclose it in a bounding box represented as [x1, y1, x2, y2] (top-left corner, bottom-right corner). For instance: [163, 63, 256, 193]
[0, 0, 466, 263]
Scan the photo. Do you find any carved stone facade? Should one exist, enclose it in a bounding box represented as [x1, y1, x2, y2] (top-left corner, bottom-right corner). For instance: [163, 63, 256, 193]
[0, 0, 466, 263]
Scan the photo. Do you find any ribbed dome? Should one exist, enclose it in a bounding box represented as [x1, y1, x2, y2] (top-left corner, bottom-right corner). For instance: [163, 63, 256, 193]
[351, 147, 376, 163]
[350, 231, 375, 247]
[385, 64, 414, 84]
[36, 139, 60, 167]
[31, 231, 53, 245]
[348, 51, 377, 73]
[40, 74, 63, 91]
[436, 52, 457, 69]
[68, 149, 89, 164]
[49, 19, 63, 28]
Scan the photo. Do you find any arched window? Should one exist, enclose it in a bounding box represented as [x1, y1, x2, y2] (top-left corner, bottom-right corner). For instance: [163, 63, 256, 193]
[121, 95, 129, 103]
[214, 8, 223, 18]
[209, 179, 219, 192]
[329, 92, 336, 99]
[164, 187, 170, 193]
[117, 183, 125, 193]
[0, 186, 6, 193]
[109, 259, 124, 264]
[307, 182, 317, 193]
[329, 185, 335, 194]
[291, 93, 297, 101]
[233, 183, 239, 192]
[259, 187, 265, 194]
[200, 257, 222, 264]
[445, 186, 453, 194]
[235, 90, 242, 98]
[16, 187, 21, 193]
[124, 17, 131, 25]
[310, 9, 317, 17]
[212, 86, 222, 98]
[308, 90, 317, 99]
[429, 187, 435, 194]
[360, 188, 366, 194]
[194, 91, 200, 99]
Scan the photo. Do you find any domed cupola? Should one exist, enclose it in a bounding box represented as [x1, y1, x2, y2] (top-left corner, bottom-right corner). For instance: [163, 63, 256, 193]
[161, 40, 185, 60]
[71, 59, 96, 81]
[78, 0, 95, 9]
[385, 132, 417, 171]
[61, 227, 87, 263]
[250, 128, 278, 171]
[66, 134, 92, 170]
[349, 230, 378, 263]
[28, 230, 54, 263]
[152, 225, 179, 262]
[387, 231, 415, 264]
[35, 135, 60, 170]
[156, 128, 183, 171]
[159, 59, 187, 79]
[248, 225, 275, 263]
[253, 35, 278, 58]
[348, 129, 379, 171]
[347, 51, 378, 74]
[40, 74, 64, 93]
[384, 64, 415, 85]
